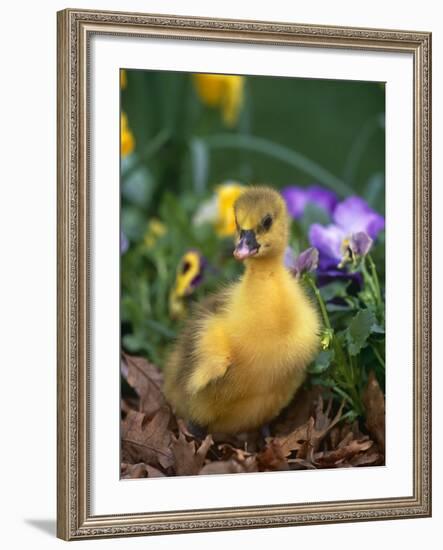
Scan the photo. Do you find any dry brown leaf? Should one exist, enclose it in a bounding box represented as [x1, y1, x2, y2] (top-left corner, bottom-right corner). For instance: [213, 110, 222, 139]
[199, 456, 258, 475]
[256, 439, 289, 471]
[171, 432, 213, 476]
[349, 447, 384, 467]
[121, 407, 173, 469]
[337, 431, 354, 449]
[121, 462, 165, 479]
[217, 443, 253, 462]
[362, 370, 385, 453]
[288, 458, 317, 470]
[271, 385, 323, 437]
[314, 438, 373, 467]
[270, 395, 344, 459]
[269, 417, 313, 457]
[122, 353, 166, 416]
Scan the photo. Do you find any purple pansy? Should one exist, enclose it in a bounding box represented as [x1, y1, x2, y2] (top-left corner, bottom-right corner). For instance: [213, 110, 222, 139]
[281, 185, 338, 219]
[309, 196, 384, 269]
[293, 247, 319, 277]
[284, 246, 319, 278]
[350, 231, 373, 259]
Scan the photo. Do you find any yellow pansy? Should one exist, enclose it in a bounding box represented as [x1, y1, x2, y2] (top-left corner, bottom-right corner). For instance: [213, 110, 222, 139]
[215, 183, 245, 236]
[169, 250, 205, 319]
[193, 182, 245, 237]
[193, 73, 244, 127]
[144, 218, 167, 249]
[120, 69, 127, 89]
[121, 112, 135, 157]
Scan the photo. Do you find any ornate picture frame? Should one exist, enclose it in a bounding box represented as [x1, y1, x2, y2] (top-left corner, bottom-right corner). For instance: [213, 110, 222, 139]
[57, 8, 431, 540]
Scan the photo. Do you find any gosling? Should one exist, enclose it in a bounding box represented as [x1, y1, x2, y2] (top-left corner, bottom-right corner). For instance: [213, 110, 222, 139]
[164, 186, 320, 434]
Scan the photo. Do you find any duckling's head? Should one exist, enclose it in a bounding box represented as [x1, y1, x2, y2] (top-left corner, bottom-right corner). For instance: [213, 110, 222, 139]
[233, 186, 289, 261]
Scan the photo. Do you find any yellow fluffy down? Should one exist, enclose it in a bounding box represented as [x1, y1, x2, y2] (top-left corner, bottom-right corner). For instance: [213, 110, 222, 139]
[164, 261, 320, 433]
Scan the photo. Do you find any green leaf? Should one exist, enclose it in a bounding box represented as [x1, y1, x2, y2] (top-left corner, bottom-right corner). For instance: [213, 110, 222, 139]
[309, 375, 335, 388]
[326, 302, 354, 313]
[308, 349, 334, 374]
[145, 318, 176, 339]
[346, 308, 376, 356]
[189, 138, 209, 194]
[371, 323, 385, 335]
[122, 334, 144, 352]
[319, 280, 350, 302]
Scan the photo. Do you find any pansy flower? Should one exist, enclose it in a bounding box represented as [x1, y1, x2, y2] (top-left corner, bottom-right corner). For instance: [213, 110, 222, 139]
[309, 196, 384, 270]
[281, 185, 338, 219]
[193, 182, 245, 237]
[193, 73, 244, 127]
[285, 246, 319, 278]
[120, 69, 127, 90]
[144, 218, 167, 249]
[169, 250, 206, 319]
[121, 112, 135, 158]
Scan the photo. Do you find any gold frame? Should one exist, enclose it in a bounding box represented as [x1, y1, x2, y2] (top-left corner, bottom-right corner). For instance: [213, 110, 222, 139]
[57, 8, 432, 540]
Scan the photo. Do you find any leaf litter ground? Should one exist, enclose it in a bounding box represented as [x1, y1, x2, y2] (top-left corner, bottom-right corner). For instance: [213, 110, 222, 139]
[121, 353, 385, 478]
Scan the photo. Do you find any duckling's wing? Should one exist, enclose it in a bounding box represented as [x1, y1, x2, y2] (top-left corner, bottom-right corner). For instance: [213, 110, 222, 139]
[167, 287, 233, 395]
[192, 286, 232, 317]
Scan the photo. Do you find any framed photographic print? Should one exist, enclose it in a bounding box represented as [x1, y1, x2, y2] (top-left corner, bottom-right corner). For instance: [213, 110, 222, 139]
[57, 8, 432, 540]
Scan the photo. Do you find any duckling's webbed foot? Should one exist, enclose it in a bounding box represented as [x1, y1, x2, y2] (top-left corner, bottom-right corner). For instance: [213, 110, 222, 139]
[187, 421, 208, 440]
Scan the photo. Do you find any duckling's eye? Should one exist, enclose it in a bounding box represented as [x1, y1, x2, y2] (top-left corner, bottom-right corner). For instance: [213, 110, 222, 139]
[261, 214, 273, 231]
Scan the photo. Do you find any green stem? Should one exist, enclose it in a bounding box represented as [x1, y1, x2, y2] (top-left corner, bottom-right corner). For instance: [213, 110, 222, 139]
[367, 254, 383, 308]
[338, 353, 363, 414]
[203, 133, 353, 197]
[305, 275, 364, 414]
[306, 276, 332, 330]
[343, 114, 384, 184]
[361, 258, 382, 312]
[372, 344, 385, 369]
[348, 351, 356, 386]
[332, 386, 355, 408]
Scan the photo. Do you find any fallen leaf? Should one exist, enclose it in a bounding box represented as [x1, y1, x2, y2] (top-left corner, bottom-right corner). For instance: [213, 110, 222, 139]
[121, 462, 165, 479]
[362, 370, 385, 453]
[121, 397, 139, 416]
[270, 395, 344, 459]
[121, 407, 173, 469]
[349, 447, 384, 467]
[199, 456, 258, 475]
[256, 439, 289, 471]
[122, 353, 166, 416]
[171, 432, 213, 476]
[314, 438, 373, 467]
[288, 458, 317, 470]
[271, 385, 323, 437]
[269, 417, 314, 457]
[217, 443, 253, 462]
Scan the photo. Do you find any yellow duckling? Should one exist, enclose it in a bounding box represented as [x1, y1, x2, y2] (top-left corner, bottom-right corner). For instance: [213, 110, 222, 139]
[164, 186, 320, 434]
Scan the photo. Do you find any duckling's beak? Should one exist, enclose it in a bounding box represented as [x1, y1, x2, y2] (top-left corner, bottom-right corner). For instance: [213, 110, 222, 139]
[234, 230, 260, 260]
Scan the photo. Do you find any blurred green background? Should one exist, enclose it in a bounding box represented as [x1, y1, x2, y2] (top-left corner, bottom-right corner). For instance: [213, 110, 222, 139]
[121, 70, 385, 367]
